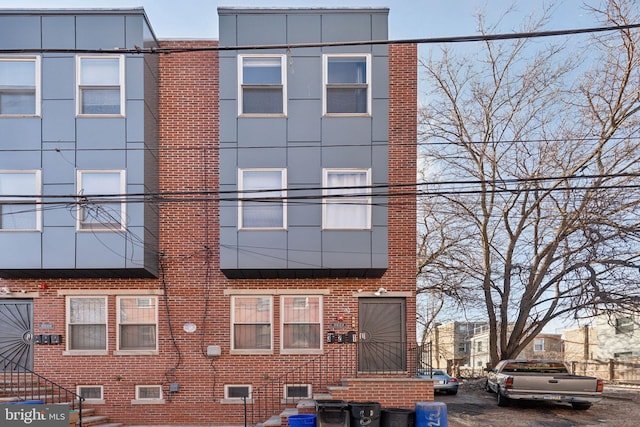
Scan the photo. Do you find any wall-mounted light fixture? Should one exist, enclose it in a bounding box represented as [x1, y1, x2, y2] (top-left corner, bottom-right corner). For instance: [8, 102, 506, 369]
[374, 287, 388, 296]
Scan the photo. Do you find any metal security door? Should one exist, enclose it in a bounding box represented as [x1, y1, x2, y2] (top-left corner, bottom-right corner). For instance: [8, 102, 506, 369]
[358, 297, 406, 372]
[0, 300, 34, 371]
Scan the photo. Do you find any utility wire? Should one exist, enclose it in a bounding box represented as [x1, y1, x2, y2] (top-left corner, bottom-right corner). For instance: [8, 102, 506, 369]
[0, 23, 638, 55]
[1, 136, 639, 154]
[3, 172, 640, 205]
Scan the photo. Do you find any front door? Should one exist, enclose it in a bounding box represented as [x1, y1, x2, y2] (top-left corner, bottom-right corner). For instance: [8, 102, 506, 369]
[0, 299, 34, 371]
[358, 297, 406, 372]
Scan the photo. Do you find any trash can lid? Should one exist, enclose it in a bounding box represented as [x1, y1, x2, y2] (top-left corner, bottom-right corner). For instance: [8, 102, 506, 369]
[316, 399, 348, 408]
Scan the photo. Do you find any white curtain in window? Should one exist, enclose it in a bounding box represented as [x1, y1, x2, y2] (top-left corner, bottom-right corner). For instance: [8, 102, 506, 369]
[325, 171, 369, 229]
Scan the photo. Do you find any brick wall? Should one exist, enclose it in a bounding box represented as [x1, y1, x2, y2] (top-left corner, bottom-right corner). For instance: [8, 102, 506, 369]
[330, 378, 434, 409]
[11, 40, 420, 426]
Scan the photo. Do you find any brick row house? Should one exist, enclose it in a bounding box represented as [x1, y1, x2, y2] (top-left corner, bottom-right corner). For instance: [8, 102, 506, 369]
[0, 7, 419, 425]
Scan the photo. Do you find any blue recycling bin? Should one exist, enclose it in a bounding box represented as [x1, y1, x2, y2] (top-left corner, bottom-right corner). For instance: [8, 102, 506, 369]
[415, 402, 447, 427]
[289, 414, 317, 427]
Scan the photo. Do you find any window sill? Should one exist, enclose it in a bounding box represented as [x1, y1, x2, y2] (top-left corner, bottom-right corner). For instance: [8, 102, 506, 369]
[63, 350, 109, 356]
[76, 114, 125, 118]
[239, 113, 286, 118]
[220, 398, 253, 405]
[83, 399, 105, 405]
[0, 115, 40, 118]
[131, 399, 165, 405]
[77, 228, 126, 233]
[280, 349, 323, 356]
[323, 113, 371, 117]
[113, 350, 158, 356]
[229, 349, 274, 356]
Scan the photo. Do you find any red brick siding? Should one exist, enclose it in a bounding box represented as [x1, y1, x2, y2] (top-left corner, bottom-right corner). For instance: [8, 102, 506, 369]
[9, 41, 419, 426]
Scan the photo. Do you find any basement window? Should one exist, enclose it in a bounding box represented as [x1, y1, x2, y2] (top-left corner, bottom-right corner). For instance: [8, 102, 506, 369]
[133, 385, 164, 404]
[76, 385, 104, 404]
[283, 384, 311, 402]
[222, 385, 252, 404]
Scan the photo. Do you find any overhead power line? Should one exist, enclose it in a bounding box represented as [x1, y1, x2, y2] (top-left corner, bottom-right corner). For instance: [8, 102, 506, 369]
[0, 23, 638, 55]
[3, 172, 640, 205]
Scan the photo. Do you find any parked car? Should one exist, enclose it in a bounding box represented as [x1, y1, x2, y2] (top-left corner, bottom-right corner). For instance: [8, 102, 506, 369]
[485, 359, 603, 409]
[417, 368, 459, 395]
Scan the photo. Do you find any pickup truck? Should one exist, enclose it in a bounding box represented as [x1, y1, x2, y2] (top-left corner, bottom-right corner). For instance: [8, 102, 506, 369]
[485, 359, 603, 410]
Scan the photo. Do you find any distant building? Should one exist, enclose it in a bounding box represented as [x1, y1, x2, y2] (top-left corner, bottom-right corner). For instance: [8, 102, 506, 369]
[563, 325, 598, 361]
[594, 314, 640, 359]
[564, 315, 640, 361]
[425, 321, 487, 373]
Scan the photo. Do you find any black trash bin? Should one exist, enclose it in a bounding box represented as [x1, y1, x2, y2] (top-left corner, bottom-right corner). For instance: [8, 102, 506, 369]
[316, 399, 350, 427]
[349, 401, 381, 427]
[381, 408, 415, 427]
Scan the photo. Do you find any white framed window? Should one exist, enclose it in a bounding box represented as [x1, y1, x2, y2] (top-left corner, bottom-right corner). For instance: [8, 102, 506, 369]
[0, 56, 40, 116]
[133, 385, 164, 404]
[77, 55, 124, 116]
[0, 170, 41, 231]
[533, 338, 544, 352]
[323, 54, 370, 115]
[322, 169, 371, 229]
[223, 385, 252, 403]
[284, 384, 311, 400]
[231, 296, 273, 353]
[239, 169, 286, 229]
[76, 386, 104, 404]
[116, 296, 158, 352]
[77, 170, 126, 231]
[66, 296, 107, 353]
[281, 296, 322, 353]
[239, 55, 286, 115]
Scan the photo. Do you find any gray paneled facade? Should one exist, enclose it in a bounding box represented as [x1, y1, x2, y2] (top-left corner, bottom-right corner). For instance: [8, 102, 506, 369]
[218, 8, 389, 278]
[0, 9, 159, 278]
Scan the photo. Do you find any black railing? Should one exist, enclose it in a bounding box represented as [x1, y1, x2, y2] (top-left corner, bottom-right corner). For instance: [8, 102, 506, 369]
[244, 341, 422, 426]
[0, 355, 84, 427]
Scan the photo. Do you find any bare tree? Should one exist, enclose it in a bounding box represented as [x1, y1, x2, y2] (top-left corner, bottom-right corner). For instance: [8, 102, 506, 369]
[418, 0, 640, 366]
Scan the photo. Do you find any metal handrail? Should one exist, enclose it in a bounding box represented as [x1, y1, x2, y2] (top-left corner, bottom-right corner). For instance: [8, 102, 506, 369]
[0, 354, 85, 427]
[244, 341, 423, 426]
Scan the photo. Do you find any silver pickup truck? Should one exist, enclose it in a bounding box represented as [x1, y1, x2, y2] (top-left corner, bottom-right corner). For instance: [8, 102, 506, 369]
[485, 359, 603, 410]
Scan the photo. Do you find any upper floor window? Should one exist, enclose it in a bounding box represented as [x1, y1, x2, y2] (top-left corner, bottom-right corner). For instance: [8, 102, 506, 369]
[615, 317, 634, 334]
[239, 55, 286, 115]
[281, 296, 322, 353]
[77, 55, 124, 116]
[0, 170, 41, 231]
[117, 296, 158, 352]
[0, 56, 40, 116]
[239, 169, 286, 229]
[77, 170, 126, 231]
[67, 296, 107, 353]
[322, 169, 371, 229]
[533, 338, 544, 352]
[323, 54, 370, 115]
[231, 296, 272, 353]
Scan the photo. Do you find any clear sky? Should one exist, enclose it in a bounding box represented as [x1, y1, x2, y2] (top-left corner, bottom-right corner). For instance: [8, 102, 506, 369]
[0, 0, 600, 40]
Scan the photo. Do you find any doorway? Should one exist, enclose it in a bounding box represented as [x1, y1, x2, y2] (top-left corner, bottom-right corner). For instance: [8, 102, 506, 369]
[358, 297, 406, 372]
[0, 299, 34, 371]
